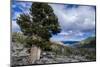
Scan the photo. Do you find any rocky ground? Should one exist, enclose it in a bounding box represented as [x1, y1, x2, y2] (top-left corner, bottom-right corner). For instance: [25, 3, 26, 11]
[35, 51, 89, 64]
[11, 42, 90, 66]
[11, 42, 30, 66]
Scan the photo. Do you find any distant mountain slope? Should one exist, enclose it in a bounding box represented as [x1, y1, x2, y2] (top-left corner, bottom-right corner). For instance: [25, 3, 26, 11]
[74, 36, 96, 48]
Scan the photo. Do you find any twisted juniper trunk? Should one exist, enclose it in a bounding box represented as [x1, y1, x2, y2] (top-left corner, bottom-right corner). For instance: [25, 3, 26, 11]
[29, 45, 41, 63]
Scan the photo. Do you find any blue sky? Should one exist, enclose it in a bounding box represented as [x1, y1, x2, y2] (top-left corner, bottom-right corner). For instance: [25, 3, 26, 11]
[12, 1, 96, 41]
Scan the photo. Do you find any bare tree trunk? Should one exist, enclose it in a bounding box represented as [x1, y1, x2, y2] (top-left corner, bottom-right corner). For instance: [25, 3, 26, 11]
[29, 45, 41, 64]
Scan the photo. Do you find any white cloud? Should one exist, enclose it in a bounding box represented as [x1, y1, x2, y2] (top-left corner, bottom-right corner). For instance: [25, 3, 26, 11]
[50, 4, 95, 41]
[50, 4, 95, 33]
[12, 20, 20, 32]
[12, 2, 31, 20]
[12, 11, 21, 20]
[12, 2, 32, 32]
[17, 2, 31, 14]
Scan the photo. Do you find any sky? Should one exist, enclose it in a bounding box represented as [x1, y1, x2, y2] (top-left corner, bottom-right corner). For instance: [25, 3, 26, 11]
[12, 1, 96, 41]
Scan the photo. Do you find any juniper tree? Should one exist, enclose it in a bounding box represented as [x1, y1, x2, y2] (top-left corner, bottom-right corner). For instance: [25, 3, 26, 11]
[16, 2, 61, 50]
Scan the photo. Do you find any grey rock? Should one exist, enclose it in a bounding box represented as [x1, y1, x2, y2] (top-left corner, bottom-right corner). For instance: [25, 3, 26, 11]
[11, 42, 30, 66]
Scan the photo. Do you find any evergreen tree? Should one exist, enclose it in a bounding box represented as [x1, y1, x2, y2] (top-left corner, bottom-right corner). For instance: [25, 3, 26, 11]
[17, 2, 60, 41]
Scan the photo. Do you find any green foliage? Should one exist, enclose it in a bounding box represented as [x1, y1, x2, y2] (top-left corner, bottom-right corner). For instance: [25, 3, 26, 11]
[12, 32, 28, 44]
[85, 54, 96, 60]
[16, 2, 61, 51]
[78, 48, 96, 60]
[26, 36, 52, 51]
[16, 14, 32, 36]
[64, 47, 73, 56]
[12, 32, 52, 51]
[15, 2, 61, 52]
[79, 36, 96, 48]
[50, 43, 73, 56]
[16, 2, 61, 41]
